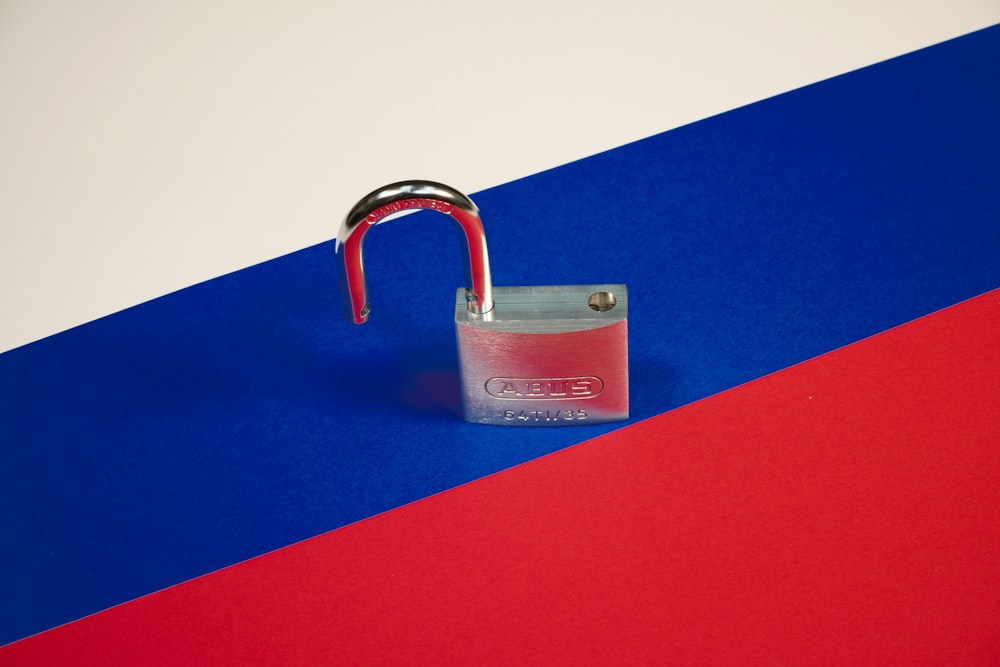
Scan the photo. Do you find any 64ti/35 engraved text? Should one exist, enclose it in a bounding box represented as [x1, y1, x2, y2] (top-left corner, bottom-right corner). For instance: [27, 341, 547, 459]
[486, 376, 603, 400]
[503, 409, 588, 422]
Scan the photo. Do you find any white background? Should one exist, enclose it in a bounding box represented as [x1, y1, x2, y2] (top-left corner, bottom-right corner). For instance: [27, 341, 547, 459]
[2, 1, 999, 353]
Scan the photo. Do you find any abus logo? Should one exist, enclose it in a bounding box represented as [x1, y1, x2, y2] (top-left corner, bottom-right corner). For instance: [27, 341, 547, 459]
[485, 376, 603, 400]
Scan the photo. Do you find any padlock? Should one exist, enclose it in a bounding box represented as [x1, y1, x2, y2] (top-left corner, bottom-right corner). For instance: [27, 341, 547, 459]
[336, 180, 628, 426]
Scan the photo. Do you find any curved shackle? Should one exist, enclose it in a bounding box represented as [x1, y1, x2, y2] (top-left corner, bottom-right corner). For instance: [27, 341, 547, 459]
[335, 180, 494, 324]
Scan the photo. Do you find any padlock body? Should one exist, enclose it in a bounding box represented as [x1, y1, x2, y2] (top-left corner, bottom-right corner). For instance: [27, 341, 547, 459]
[455, 285, 628, 426]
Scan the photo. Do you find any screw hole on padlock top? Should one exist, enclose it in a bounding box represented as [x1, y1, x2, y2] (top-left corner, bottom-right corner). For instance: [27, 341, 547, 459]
[588, 291, 617, 312]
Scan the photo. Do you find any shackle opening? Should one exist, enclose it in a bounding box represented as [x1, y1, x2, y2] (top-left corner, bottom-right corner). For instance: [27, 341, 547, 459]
[335, 180, 494, 324]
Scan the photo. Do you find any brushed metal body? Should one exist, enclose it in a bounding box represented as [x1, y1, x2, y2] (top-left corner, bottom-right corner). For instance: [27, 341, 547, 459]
[456, 285, 628, 426]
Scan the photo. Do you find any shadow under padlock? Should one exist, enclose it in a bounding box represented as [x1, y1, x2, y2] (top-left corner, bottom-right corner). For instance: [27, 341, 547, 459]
[327, 343, 464, 421]
[336, 181, 629, 426]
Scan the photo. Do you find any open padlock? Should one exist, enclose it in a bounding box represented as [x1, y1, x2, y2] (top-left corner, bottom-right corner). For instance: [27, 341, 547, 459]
[336, 181, 628, 426]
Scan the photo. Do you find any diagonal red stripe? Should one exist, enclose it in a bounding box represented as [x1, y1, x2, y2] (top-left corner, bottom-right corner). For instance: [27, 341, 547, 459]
[5, 289, 999, 665]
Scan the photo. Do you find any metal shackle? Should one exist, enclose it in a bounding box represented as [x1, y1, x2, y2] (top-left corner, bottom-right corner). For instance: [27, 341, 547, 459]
[335, 180, 495, 324]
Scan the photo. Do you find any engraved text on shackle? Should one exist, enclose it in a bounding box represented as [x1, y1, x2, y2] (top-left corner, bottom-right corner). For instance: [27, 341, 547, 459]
[366, 198, 454, 224]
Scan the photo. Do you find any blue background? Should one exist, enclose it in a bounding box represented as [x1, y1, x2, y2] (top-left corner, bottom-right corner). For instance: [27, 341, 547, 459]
[2, 24, 998, 645]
